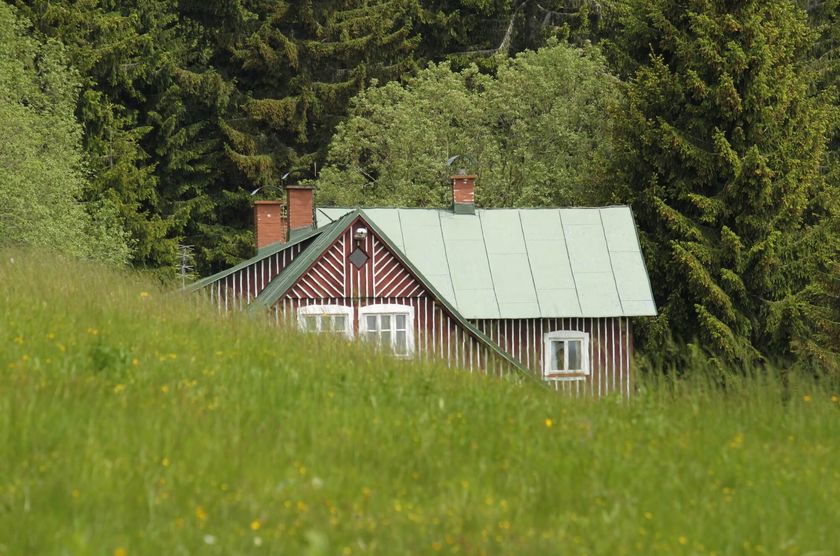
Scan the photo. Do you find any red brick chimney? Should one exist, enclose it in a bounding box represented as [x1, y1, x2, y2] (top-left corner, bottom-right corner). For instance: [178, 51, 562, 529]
[254, 200, 287, 250]
[450, 171, 476, 215]
[286, 185, 315, 231]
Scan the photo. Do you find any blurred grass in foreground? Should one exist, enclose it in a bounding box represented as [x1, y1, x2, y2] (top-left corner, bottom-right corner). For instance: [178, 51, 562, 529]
[1, 250, 838, 555]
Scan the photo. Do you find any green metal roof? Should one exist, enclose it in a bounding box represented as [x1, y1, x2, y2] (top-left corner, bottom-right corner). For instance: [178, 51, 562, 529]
[316, 207, 657, 319]
[182, 225, 326, 293]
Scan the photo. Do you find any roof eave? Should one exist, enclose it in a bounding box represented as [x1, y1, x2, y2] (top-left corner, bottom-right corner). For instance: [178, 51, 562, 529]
[182, 225, 327, 293]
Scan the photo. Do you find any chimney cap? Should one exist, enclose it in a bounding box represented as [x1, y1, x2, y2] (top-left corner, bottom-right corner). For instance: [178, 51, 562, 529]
[449, 174, 478, 180]
[285, 184, 316, 190]
[253, 199, 284, 205]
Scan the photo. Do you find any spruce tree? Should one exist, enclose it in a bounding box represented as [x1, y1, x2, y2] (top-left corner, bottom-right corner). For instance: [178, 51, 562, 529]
[14, 0, 184, 270]
[609, 0, 839, 369]
[191, 0, 421, 186]
[172, 0, 422, 273]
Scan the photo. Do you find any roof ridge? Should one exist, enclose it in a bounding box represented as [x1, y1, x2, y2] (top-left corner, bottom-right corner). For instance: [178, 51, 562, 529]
[318, 205, 634, 211]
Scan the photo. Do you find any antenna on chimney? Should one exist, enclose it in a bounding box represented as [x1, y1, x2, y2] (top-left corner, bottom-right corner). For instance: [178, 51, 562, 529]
[446, 154, 477, 175]
[250, 172, 290, 196]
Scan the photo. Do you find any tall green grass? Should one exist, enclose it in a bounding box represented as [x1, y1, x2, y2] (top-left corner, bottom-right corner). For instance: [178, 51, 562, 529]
[1, 250, 839, 555]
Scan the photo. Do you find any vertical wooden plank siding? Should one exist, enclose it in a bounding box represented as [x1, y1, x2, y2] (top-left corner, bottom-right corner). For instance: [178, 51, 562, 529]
[198, 242, 308, 312]
[473, 317, 633, 397]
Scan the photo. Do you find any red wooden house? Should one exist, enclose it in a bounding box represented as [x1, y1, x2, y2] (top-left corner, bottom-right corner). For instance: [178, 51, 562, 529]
[187, 176, 656, 396]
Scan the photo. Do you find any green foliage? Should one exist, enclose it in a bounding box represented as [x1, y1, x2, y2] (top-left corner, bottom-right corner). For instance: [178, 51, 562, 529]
[14, 0, 184, 270]
[4, 0, 839, 372]
[0, 4, 129, 264]
[608, 0, 840, 370]
[199, 0, 422, 180]
[3, 250, 840, 553]
[802, 0, 840, 198]
[418, 0, 623, 66]
[317, 41, 619, 208]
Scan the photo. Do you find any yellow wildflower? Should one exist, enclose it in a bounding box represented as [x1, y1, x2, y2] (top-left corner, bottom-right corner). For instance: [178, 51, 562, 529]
[160, 385, 169, 394]
[679, 536, 688, 545]
[250, 519, 261, 531]
[131, 358, 140, 366]
[802, 394, 812, 403]
[86, 327, 98, 336]
[139, 292, 150, 300]
[195, 506, 208, 522]
[161, 457, 170, 467]
[832, 394, 839, 403]
[113, 384, 126, 394]
[114, 548, 127, 556]
[544, 418, 553, 428]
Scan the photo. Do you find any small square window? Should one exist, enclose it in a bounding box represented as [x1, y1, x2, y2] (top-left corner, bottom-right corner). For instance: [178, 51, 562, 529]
[348, 248, 369, 269]
[544, 331, 589, 380]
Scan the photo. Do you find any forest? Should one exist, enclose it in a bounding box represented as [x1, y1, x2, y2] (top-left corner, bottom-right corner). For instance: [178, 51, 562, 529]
[1, 0, 838, 371]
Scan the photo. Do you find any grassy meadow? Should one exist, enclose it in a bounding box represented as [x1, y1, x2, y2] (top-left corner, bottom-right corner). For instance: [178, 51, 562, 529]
[1, 250, 839, 555]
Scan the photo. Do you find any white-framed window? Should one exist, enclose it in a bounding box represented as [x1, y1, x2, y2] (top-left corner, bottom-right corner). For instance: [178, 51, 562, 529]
[543, 330, 589, 380]
[359, 304, 415, 357]
[297, 305, 353, 339]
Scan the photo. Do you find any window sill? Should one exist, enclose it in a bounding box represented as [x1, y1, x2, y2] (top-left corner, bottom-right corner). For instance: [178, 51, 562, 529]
[544, 371, 588, 381]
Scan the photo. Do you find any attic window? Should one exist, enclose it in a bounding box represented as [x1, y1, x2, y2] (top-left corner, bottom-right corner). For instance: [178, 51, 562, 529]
[359, 304, 415, 357]
[297, 305, 353, 339]
[348, 248, 369, 269]
[543, 330, 589, 380]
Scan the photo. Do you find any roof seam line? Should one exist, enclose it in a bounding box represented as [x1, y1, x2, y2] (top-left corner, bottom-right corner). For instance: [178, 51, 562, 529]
[558, 211, 584, 316]
[395, 209, 408, 253]
[517, 210, 543, 318]
[599, 210, 625, 315]
[317, 208, 336, 224]
[477, 211, 502, 317]
[437, 211, 460, 312]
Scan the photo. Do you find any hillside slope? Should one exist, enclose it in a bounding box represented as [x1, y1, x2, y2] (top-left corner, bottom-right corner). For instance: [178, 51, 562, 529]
[1, 251, 838, 555]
